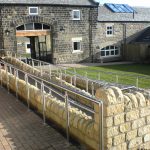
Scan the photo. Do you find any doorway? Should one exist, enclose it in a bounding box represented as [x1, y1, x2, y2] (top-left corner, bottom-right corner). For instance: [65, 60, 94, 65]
[16, 23, 52, 62]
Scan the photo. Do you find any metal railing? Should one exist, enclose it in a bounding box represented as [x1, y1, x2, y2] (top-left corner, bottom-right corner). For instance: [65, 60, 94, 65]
[2, 50, 138, 92]
[60, 65, 150, 89]
[0, 60, 104, 150]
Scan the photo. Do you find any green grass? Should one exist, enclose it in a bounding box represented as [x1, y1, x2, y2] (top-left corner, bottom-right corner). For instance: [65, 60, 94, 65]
[68, 64, 150, 89]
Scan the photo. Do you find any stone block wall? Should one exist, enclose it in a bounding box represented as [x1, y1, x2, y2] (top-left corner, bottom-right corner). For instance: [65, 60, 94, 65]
[0, 4, 98, 63]
[95, 22, 150, 62]
[0, 69, 102, 149]
[96, 87, 150, 149]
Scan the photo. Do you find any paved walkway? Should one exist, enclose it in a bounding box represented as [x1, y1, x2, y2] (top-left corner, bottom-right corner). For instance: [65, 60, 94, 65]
[60, 61, 135, 68]
[0, 87, 81, 150]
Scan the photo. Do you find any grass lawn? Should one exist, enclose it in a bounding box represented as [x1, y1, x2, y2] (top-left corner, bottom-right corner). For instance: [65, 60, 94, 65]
[69, 64, 150, 89]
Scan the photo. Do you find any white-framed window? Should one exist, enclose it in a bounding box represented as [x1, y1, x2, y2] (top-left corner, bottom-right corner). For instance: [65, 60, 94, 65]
[72, 37, 82, 53]
[106, 25, 114, 36]
[101, 45, 120, 57]
[29, 7, 38, 15]
[72, 10, 80, 20]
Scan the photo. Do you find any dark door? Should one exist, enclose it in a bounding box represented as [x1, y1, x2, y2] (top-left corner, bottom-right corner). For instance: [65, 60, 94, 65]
[38, 42, 47, 61]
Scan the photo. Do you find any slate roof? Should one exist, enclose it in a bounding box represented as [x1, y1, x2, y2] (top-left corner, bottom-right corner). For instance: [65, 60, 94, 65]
[98, 5, 150, 22]
[0, 0, 99, 6]
[134, 27, 150, 43]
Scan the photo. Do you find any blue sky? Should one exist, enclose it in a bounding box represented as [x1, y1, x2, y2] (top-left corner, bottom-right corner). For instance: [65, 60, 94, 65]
[95, 0, 150, 7]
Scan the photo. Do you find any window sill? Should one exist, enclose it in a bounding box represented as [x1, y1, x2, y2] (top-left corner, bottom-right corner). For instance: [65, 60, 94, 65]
[106, 35, 114, 37]
[72, 19, 80, 21]
[72, 50, 83, 54]
[101, 55, 120, 58]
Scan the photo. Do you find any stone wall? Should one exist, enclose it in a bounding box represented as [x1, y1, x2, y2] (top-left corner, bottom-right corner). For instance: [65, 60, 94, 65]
[0, 5, 98, 63]
[95, 22, 150, 62]
[96, 87, 150, 149]
[0, 69, 101, 149]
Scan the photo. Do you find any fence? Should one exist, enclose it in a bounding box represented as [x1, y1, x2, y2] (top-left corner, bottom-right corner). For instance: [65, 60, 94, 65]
[0, 60, 104, 150]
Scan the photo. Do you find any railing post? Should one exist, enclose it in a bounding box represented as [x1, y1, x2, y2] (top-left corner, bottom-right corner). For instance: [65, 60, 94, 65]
[49, 64, 51, 79]
[9, 66, 12, 74]
[116, 75, 119, 83]
[98, 72, 101, 80]
[91, 82, 94, 97]
[25, 74, 30, 110]
[41, 81, 46, 124]
[15, 69, 19, 100]
[35, 80, 38, 88]
[65, 91, 70, 143]
[32, 60, 35, 74]
[74, 75, 76, 87]
[99, 102, 104, 150]
[86, 78, 88, 92]
[0, 64, 2, 87]
[70, 76, 73, 85]
[60, 72, 63, 85]
[40, 61, 43, 76]
[6, 65, 10, 94]
[136, 77, 139, 88]
[64, 68, 67, 80]
[25, 57, 27, 64]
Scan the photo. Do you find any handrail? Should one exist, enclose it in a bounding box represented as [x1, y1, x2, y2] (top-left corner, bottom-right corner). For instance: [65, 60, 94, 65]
[20, 57, 137, 91]
[0, 59, 104, 150]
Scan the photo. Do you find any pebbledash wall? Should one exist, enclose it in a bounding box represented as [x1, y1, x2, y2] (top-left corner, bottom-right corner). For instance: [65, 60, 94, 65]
[0, 2, 98, 63]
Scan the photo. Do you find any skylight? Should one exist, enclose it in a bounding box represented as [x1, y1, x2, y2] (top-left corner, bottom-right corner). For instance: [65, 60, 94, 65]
[105, 3, 135, 13]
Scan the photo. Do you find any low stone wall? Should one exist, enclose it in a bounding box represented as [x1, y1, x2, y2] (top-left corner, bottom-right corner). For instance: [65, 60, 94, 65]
[95, 87, 150, 149]
[3, 57, 94, 108]
[0, 69, 101, 149]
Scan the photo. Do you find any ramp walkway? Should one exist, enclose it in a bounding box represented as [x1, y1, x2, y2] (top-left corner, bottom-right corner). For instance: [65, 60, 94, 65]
[0, 87, 81, 150]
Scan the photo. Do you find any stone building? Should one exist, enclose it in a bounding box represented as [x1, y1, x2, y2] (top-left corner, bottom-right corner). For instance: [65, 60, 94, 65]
[0, 0, 99, 63]
[95, 4, 150, 63]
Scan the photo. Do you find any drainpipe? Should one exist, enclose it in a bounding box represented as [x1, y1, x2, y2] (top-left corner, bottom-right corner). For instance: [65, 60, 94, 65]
[89, 8, 93, 63]
[122, 23, 127, 60]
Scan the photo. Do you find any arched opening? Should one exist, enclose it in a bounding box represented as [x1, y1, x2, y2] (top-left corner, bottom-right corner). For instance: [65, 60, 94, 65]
[100, 45, 120, 57]
[16, 22, 52, 62]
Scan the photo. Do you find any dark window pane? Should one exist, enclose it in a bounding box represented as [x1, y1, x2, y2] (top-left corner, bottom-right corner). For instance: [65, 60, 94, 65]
[73, 11, 80, 19]
[110, 46, 114, 49]
[106, 51, 109, 56]
[16, 25, 24, 30]
[30, 8, 38, 14]
[111, 50, 114, 55]
[25, 23, 34, 30]
[43, 24, 50, 30]
[74, 42, 80, 50]
[101, 51, 105, 56]
[115, 50, 119, 55]
[34, 23, 42, 30]
[27, 44, 31, 48]
[106, 46, 109, 50]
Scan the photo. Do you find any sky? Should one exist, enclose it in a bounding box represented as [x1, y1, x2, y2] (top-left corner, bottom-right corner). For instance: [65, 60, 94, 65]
[95, 0, 150, 7]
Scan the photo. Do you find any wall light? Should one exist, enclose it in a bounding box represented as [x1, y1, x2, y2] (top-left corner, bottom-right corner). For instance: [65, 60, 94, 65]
[5, 29, 10, 36]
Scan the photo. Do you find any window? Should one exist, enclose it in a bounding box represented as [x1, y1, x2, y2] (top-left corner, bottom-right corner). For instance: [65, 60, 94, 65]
[72, 37, 82, 53]
[29, 7, 38, 15]
[72, 10, 80, 20]
[101, 46, 120, 57]
[106, 25, 114, 36]
[16, 23, 50, 31]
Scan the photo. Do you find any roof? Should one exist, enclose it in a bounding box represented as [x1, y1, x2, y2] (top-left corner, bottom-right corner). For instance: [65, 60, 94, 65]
[0, 0, 99, 6]
[133, 27, 150, 43]
[98, 5, 150, 22]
